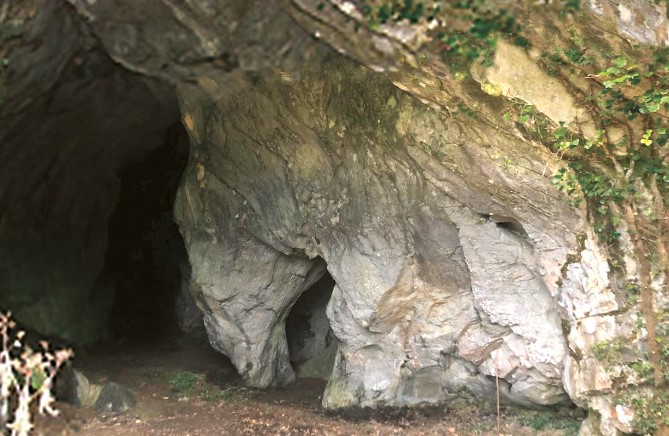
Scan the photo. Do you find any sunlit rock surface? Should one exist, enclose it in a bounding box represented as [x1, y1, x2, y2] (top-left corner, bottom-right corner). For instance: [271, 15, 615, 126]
[173, 61, 582, 408]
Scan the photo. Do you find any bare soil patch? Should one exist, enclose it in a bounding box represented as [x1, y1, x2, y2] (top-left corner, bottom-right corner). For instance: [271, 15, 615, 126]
[31, 337, 584, 436]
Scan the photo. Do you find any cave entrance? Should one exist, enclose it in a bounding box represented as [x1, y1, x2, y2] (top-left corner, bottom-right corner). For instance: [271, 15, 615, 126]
[101, 122, 190, 344]
[285, 269, 338, 380]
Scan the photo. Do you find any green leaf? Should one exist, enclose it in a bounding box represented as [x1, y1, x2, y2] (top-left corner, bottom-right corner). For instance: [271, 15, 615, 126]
[613, 57, 627, 68]
[641, 129, 654, 146]
[554, 125, 568, 139]
[605, 66, 622, 75]
[31, 367, 46, 391]
[645, 102, 661, 113]
[519, 114, 530, 123]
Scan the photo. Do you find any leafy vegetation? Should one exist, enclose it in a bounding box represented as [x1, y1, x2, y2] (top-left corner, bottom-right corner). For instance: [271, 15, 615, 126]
[0, 312, 73, 436]
[201, 386, 243, 402]
[592, 338, 625, 365]
[516, 409, 583, 436]
[540, 39, 669, 436]
[168, 371, 199, 394]
[358, 0, 525, 68]
[167, 370, 241, 403]
[621, 389, 669, 435]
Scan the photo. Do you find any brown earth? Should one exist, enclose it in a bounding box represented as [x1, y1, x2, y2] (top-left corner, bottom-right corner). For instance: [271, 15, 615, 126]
[30, 337, 584, 436]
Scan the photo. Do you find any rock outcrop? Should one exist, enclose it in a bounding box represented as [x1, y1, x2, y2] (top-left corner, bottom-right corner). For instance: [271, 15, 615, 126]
[2, 1, 668, 434]
[173, 59, 581, 409]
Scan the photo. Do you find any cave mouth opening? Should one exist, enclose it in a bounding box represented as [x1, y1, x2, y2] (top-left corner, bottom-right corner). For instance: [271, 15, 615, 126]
[285, 268, 338, 380]
[99, 122, 191, 346]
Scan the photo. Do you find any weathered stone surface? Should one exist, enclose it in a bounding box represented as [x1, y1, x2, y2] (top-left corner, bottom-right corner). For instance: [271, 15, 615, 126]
[175, 260, 205, 335]
[95, 381, 136, 413]
[585, 0, 669, 46]
[3, 1, 668, 434]
[173, 60, 582, 408]
[56, 367, 136, 413]
[65, 0, 332, 82]
[471, 41, 588, 126]
[294, 337, 338, 380]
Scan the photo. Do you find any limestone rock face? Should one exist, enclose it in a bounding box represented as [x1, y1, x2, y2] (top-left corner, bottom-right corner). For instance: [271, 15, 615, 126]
[173, 61, 583, 408]
[175, 260, 205, 335]
[4, 1, 667, 434]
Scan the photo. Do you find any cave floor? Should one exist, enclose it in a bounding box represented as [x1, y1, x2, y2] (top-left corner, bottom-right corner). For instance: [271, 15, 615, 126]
[32, 337, 583, 436]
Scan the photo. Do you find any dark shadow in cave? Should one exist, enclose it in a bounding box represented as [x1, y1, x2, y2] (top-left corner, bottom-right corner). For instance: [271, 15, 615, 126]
[286, 269, 338, 380]
[100, 122, 190, 344]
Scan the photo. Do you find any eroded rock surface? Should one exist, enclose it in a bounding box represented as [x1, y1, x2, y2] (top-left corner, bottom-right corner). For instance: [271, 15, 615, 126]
[3, 1, 668, 434]
[173, 61, 583, 408]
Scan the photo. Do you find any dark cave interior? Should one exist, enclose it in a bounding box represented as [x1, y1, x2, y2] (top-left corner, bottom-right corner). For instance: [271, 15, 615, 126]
[0, 40, 193, 347]
[286, 271, 336, 369]
[0, 30, 340, 376]
[101, 123, 190, 344]
[98, 123, 338, 358]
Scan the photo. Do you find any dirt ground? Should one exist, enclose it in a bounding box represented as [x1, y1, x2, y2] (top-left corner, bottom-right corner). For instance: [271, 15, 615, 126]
[30, 336, 584, 436]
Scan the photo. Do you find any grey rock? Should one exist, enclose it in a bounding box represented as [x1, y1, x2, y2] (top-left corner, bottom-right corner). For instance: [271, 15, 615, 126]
[55, 367, 135, 413]
[95, 381, 136, 414]
[173, 61, 581, 409]
[295, 336, 339, 380]
[54, 367, 101, 408]
[175, 260, 205, 335]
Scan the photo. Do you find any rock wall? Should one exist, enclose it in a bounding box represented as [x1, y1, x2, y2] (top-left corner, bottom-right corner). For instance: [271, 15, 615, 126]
[2, 1, 668, 434]
[0, 0, 181, 343]
[173, 61, 584, 408]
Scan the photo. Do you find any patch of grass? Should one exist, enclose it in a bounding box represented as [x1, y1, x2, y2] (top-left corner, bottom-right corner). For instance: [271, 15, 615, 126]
[523, 411, 550, 431]
[200, 388, 227, 403]
[168, 371, 199, 394]
[592, 338, 624, 365]
[200, 386, 243, 403]
[167, 371, 243, 403]
[515, 409, 583, 436]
